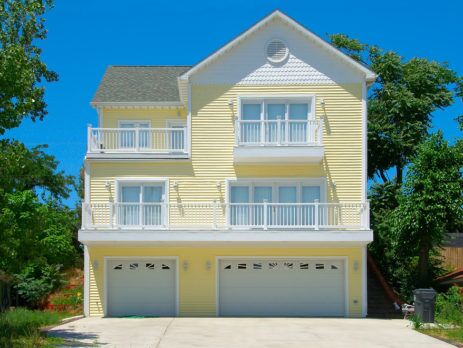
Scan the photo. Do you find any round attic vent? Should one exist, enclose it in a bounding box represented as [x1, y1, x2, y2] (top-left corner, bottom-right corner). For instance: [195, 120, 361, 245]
[266, 39, 288, 63]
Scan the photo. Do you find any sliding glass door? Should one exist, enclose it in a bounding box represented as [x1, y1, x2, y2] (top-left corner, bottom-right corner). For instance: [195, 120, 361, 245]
[118, 183, 165, 226]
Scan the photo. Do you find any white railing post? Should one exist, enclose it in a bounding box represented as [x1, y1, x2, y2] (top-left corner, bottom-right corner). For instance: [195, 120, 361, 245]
[235, 118, 240, 145]
[87, 124, 92, 152]
[213, 200, 217, 230]
[82, 203, 87, 228]
[135, 128, 140, 152]
[318, 119, 323, 146]
[109, 203, 114, 228]
[277, 117, 282, 145]
[364, 200, 370, 229]
[314, 199, 319, 230]
[263, 200, 268, 230]
[260, 120, 265, 145]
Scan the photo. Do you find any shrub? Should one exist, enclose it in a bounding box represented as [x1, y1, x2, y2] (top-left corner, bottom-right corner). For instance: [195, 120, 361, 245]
[435, 286, 463, 326]
[14, 264, 64, 309]
[0, 308, 60, 340]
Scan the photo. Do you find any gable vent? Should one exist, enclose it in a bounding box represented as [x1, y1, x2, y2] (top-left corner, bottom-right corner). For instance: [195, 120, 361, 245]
[266, 40, 288, 63]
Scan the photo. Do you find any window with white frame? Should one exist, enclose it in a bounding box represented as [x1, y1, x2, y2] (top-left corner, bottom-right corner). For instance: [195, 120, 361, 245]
[238, 97, 314, 145]
[229, 180, 323, 227]
[117, 181, 166, 226]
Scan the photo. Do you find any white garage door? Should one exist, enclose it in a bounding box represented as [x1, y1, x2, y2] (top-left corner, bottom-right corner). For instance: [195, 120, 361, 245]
[107, 259, 176, 317]
[219, 258, 345, 317]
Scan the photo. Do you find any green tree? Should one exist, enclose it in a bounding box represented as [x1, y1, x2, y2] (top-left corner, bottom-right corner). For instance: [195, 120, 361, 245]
[390, 133, 463, 290]
[330, 34, 463, 184]
[0, 0, 57, 134]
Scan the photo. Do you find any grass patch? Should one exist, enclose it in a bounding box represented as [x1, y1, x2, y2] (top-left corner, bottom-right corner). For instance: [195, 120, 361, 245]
[418, 327, 463, 346]
[0, 308, 62, 348]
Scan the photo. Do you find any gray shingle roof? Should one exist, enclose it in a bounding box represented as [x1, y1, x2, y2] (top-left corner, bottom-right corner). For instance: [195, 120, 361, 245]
[92, 66, 191, 103]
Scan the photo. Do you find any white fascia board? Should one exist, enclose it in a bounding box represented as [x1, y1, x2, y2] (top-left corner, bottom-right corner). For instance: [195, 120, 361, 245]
[180, 10, 376, 82]
[78, 229, 373, 246]
[90, 101, 185, 108]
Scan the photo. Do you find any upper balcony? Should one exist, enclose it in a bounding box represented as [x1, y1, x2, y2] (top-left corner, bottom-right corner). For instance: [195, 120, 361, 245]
[86, 126, 189, 159]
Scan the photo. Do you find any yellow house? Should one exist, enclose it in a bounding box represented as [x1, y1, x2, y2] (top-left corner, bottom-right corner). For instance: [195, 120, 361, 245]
[79, 10, 376, 318]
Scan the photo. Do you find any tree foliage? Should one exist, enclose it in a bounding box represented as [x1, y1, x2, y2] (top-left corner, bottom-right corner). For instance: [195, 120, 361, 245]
[330, 34, 463, 184]
[0, 0, 57, 134]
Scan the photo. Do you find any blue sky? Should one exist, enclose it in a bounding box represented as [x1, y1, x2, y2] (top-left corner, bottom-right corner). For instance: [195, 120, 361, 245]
[5, 0, 462, 206]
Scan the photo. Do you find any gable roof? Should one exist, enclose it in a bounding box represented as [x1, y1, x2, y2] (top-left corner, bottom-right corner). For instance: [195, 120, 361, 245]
[92, 66, 191, 106]
[179, 10, 376, 82]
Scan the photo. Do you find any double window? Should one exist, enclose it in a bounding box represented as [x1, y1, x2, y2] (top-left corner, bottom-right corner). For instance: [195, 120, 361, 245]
[239, 97, 313, 145]
[118, 182, 165, 226]
[229, 181, 323, 227]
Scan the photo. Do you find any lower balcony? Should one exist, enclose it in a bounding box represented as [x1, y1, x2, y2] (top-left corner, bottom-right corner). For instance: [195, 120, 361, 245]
[81, 201, 370, 231]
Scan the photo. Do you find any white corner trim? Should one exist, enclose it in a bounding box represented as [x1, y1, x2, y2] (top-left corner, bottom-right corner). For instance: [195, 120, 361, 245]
[361, 80, 367, 203]
[179, 10, 376, 82]
[362, 245, 368, 317]
[84, 161, 90, 204]
[83, 245, 90, 317]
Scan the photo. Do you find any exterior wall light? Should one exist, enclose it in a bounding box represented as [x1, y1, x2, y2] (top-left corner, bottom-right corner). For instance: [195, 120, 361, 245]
[216, 181, 222, 190]
[320, 98, 326, 107]
[93, 260, 99, 271]
[182, 260, 189, 271]
[105, 181, 111, 191]
[228, 99, 234, 108]
[206, 260, 211, 270]
[332, 180, 337, 190]
[173, 181, 179, 191]
[353, 260, 359, 271]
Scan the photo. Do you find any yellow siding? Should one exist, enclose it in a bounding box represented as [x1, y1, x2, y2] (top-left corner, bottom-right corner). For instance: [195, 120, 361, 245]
[91, 84, 363, 206]
[88, 246, 365, 317]
[100, 108, 187, 128]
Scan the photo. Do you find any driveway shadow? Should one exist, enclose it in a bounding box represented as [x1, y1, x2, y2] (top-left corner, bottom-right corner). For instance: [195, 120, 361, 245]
[47, 329, 105, 347]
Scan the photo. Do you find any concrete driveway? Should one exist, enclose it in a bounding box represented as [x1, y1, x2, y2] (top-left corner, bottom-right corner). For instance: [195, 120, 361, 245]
[48, 317, 453, 348]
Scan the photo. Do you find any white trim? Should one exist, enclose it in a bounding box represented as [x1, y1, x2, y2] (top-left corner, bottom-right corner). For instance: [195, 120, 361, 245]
[103, 256, 179, 317]
[97, 107, 102, 127]
[233, 146, 324, 164]
[79, 230, 373, 246]
[84, 161, 90, 204]
[187, 81, 192, 155]
[361, 80, 367, 203]
[180, 10, 376, 82]
[362, 245, 368, 317]
[83, 245, 90, 317]
[215, 256, 349, 317]
[91, 101, 184, 108]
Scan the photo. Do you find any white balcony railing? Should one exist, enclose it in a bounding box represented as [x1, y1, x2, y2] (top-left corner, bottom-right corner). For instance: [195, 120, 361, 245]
[236, 119, 322, 146]
[87, 127, 187, 154]
[82, 201, 369, 230]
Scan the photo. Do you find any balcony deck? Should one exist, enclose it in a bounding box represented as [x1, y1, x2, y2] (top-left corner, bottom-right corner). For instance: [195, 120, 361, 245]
[234, 119, 324, 163]
[86, 126, 189, 159]
[81, 201, 370, 231]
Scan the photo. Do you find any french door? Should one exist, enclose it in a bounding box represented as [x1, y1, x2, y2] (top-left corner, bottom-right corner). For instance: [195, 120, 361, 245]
[119, 121, 150, 149]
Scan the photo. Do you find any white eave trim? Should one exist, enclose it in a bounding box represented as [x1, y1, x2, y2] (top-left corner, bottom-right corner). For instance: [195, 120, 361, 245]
[78, 229, 373, 246]
[179, 10, 376, 82]
[90, 101, 185, 109]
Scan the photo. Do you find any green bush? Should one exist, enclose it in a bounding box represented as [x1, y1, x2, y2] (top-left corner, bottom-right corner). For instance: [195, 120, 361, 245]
[14, 265, 64, 309]
[435, 286, 463, 326]
[0, 308, 59, 340]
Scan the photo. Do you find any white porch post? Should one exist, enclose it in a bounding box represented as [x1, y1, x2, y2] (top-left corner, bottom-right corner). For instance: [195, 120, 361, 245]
[83, 245, 90, 317]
